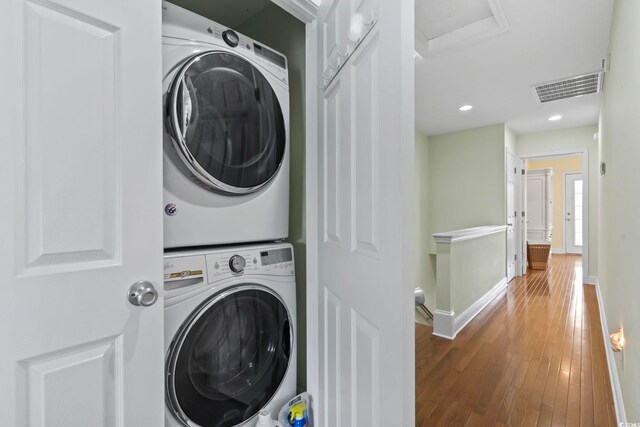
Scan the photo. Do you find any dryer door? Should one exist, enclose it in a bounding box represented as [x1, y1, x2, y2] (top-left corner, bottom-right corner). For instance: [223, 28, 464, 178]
[166, 285, 292, 427]
[167, 51, 286, 195]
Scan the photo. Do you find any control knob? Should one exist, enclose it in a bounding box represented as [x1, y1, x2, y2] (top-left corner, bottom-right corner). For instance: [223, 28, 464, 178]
[229, 255, 246, 273]
[222, 30, 239, 48]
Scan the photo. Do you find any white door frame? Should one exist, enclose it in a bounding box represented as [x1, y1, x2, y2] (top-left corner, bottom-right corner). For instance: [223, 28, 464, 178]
[563, 172, 584, 254]
[517, 149, 590, 284]
[506, 150, 517, 282]
[517, 157, 527, 275]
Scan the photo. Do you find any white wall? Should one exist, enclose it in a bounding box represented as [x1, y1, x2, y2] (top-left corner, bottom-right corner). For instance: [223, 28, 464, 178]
[516, 125, 599, 278]
[598, 0, 640, 420]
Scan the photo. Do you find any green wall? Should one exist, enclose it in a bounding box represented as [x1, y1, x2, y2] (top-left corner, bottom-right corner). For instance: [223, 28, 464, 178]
[415, 131, 436, 309]
[237, 5, 307, 391]
[450, 231, 506, 315]
[598, 0, 640, 419]
[428, 124, 507, 248]
[416, 124, 508, 311]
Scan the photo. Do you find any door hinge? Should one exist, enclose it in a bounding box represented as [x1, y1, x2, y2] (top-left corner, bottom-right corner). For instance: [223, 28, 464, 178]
[522, 211, 525, 217]
[515, 254, 517, 261]
[521, 169, 526, 175]
[514, 167, 517, 174]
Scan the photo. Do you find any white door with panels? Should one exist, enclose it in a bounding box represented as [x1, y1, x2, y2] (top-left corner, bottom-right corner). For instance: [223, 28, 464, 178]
[0, 0, 164, 425]
[526, 168, 553, 242]
[506, 152, 517, 281]
[564, 173, 583, 254]
[313, 0, 415, 426]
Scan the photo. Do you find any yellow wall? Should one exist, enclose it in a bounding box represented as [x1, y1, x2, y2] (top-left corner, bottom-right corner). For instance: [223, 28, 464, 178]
[527, 156, 582, 252]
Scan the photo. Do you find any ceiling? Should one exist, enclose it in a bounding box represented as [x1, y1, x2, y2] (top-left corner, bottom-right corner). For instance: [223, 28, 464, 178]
[168, 0, 272, 28]
[415, 0, 615, 136]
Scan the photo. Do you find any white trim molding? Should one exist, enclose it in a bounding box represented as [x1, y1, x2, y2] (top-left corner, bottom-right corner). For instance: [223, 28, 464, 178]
[433, 225, 507, 244]
[432, 309, 456, 340]
[594, 279, 626, 424]
[271, 0, 318, 23]
[433, 277, 508, 340]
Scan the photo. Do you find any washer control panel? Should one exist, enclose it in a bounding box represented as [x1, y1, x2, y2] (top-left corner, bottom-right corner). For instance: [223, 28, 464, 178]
[206, 246, 294, 282]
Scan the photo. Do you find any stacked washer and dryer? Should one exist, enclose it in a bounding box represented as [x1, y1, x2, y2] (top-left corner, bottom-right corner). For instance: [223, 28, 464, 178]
[161, 2, 296, 427]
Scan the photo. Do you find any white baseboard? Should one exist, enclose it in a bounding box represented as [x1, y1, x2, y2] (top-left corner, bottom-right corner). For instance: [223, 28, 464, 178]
[586, 276, 598, 285]
[432, 309, 455, 340]
[594, 279, 626, 424]
[432, 277, 508, 340]
[551, 248, 565, 254]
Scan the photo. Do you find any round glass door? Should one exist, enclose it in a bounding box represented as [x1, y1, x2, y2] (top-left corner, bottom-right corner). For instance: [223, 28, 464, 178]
[167, 51, 286, 194]
[166, 286, 292, 427]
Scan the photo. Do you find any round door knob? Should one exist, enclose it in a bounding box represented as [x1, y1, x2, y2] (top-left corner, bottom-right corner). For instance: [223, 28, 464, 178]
[128, 281, 158, 307]
[229, 255, 246, 273]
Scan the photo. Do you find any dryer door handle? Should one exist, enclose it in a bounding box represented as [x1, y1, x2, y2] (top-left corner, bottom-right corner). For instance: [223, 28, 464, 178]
[164, 277, 204, 292]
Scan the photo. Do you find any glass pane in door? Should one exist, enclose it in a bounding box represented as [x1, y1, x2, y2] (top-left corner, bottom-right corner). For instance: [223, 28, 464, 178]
[574, 180, 583, 246]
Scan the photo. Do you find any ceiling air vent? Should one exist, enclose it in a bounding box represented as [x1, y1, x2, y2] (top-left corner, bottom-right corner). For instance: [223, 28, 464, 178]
[531, 72, 603, 103]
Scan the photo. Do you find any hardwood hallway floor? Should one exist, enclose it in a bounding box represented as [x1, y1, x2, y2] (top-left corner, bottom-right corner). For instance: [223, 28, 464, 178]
[415, 255, 616, 427]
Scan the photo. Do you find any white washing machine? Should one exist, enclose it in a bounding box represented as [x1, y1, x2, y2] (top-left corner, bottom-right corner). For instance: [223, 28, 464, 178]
[162, 2, 290, 249]
[164, 242, 297, 427]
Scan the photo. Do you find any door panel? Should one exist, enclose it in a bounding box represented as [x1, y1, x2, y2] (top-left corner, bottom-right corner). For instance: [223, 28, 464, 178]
[314, 0, 415, 425]
[0, 0, 163, 425]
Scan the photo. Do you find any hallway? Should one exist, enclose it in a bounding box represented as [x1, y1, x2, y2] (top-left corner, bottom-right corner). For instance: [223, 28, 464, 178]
[415, 255, 616, 426]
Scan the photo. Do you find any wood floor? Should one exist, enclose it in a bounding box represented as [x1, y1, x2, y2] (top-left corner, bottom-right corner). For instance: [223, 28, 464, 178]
[415, 255, 616, 427]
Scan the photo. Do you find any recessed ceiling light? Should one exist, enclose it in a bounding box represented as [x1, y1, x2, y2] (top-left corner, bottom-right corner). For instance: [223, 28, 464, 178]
[459, 105, 473, 111]
[549, 115, 563, 121]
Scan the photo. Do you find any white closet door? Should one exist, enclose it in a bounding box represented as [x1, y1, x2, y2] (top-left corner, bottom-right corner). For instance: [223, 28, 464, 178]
[313, 0, 415, 426]
[0, 0, 164, 425]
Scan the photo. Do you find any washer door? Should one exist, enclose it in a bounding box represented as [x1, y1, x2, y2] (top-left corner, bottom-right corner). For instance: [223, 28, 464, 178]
[167, 51, 286, 195]
[166, 286, 292, 427]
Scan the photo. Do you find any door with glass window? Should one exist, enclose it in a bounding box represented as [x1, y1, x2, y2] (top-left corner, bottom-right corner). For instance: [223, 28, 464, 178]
[564, 173, 583, 254]
[166, 51, 286, 194]
[166, 285, 293, 427]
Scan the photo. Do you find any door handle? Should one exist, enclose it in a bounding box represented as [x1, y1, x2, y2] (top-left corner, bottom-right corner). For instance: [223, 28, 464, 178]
[507, 223, 513, 227]
[128, 281, 159, 307]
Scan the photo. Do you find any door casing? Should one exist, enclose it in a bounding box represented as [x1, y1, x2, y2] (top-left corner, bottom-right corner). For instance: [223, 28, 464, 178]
[517, 149, 590, 284]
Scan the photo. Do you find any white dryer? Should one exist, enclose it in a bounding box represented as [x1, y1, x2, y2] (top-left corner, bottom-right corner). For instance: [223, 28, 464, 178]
[162, 2, 290, 249]
[164, 242, 296, 427]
